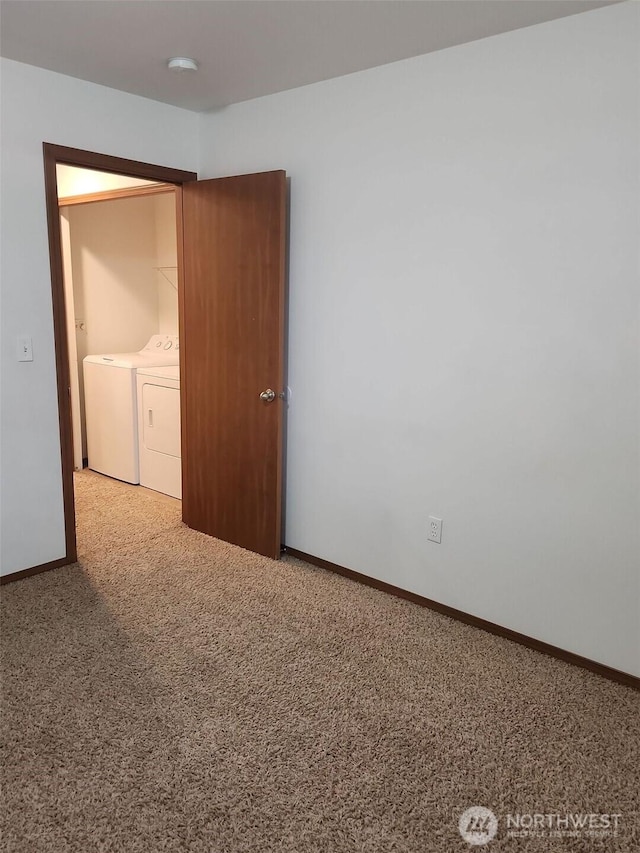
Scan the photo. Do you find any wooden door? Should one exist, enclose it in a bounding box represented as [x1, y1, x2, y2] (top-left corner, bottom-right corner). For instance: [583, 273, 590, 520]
[179, 171, 286, 559]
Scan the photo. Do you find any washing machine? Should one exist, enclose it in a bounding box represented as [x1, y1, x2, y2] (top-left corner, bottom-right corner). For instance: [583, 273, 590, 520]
[136, 365, 181, 499]
[83, 335, 179, 483]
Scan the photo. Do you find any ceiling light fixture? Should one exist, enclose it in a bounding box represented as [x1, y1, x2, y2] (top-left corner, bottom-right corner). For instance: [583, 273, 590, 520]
[167, 57, 198, 72]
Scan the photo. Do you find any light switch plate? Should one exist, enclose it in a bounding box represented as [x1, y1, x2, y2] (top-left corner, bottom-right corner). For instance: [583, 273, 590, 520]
[17, 336, 33, 362]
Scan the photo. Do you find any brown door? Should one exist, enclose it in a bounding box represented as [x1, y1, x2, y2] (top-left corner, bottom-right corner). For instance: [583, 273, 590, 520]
[179, 171, 287, 559]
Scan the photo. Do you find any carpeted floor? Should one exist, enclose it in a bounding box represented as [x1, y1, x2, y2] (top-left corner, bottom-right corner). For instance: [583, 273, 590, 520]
[1, 471, 638, 852]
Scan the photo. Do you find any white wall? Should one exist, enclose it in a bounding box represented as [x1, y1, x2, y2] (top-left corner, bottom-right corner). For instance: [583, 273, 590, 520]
[68, 196, 161, 356]
[0, 58, 197, 574]
[154, 193, 179, 335]
[65, 194, 170, 457]
[199, 3, 640, 675]
[59, 210, 84, 470]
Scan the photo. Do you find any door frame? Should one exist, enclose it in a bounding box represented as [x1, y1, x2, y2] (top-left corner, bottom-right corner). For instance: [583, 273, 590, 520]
[42, 143, 197, 569]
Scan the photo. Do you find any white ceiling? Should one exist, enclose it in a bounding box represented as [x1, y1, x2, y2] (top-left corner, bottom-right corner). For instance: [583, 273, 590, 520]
[0, 0, 618, 112]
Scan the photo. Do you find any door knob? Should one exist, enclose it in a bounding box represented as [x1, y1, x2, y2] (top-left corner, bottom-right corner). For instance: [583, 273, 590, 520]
[259, 389, 276, 403]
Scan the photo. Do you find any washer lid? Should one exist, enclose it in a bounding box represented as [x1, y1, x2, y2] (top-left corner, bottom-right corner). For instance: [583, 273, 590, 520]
[84, 336, 180, 369]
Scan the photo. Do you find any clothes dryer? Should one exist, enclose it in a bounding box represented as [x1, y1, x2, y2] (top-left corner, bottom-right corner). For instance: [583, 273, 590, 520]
[136, 365, 181, 499]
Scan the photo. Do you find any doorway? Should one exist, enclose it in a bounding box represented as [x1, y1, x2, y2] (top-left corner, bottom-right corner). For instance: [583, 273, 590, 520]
[43, 144, 197, 565]
[43, 144, 288, 568]
[58, 167, 180, 478]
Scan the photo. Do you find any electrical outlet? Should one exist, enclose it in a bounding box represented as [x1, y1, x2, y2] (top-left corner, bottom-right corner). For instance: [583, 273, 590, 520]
[428, 516, 442, 544]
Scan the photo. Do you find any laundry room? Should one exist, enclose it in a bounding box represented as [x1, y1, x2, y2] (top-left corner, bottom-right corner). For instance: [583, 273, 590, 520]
[57, 165, 182, 501]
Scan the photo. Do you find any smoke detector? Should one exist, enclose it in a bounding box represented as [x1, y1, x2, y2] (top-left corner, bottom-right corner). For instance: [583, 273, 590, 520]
[167, 57, 198, 72]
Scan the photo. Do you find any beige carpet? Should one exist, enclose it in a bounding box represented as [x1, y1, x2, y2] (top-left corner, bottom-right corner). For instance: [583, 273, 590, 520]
[1, 472, 638, 852]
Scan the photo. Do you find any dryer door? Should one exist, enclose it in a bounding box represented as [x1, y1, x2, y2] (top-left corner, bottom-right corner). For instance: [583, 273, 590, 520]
[142, 383, 181, 458]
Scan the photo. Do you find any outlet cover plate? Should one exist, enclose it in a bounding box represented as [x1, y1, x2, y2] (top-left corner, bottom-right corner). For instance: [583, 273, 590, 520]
[428, 516, 442, 544]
